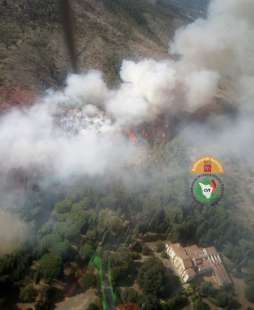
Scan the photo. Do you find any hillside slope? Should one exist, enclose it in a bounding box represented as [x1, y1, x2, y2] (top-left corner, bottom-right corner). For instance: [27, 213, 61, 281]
[0, 0, 184, 92]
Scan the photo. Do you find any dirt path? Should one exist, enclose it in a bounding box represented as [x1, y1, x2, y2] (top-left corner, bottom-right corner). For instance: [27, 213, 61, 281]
[55, 289, 98, 310]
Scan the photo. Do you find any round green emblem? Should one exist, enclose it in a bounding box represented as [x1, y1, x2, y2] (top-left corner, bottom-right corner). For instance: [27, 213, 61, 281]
[191, 174, 224, 206]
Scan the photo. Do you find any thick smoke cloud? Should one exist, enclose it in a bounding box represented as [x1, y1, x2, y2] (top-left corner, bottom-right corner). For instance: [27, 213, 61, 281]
[170, 0, 254, 161]
[171, 0, 254, 78]
[2, 0, 253, 177]
[106, 0, 254, 120]
[0, 78, 138, 179]
[1, 0, 254, 253]
[0, 0, 254, 175]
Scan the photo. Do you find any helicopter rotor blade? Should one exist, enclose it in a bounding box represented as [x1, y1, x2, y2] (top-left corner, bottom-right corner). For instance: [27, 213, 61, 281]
[60, 0, 79, 73]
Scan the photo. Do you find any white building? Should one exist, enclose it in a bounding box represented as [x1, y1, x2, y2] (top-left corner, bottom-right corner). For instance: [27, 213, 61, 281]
[165, 243, 231, 286]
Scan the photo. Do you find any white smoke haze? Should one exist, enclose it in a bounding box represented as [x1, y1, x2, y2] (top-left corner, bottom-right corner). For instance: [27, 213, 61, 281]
[170, 0, 254, 163]
[171, 0, 254, 87]
[181, 113, 254, 163]
[184, 70, 220, 110]
[63, 71, 109, 107]
[105, 0, 254, 120]
[0, 0, 253, 187]
[0, 211, 28, 255]
[107, 59, 178, 125]
[1, 0, 254, 253]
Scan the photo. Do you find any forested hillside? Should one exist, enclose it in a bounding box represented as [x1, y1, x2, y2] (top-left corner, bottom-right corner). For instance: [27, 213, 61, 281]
[0, 135, 253, 309]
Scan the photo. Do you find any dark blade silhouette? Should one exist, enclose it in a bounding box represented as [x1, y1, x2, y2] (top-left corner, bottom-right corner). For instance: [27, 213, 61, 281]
[60, 0, 79, 73]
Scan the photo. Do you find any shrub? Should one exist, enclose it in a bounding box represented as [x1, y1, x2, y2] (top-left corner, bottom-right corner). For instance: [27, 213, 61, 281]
[245, 281, 254, 302]
[121, 288, 139, 304]
[37, 254, 62, 282]
[19, 284, 36, 302]
[80, 272, 97, 291]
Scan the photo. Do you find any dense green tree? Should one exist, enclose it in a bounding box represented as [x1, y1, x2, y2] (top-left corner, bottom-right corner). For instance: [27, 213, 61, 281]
[39, 233, 73, 261]
[35, 286, 63, 310]
[88, 303, 100, 310]
[54, 199, 72, 215]
[199, 283, 216, 297]
[98, 209, 125, 235]
[37, 254, 62, 282]
[80, 272, 97, 291]
[130, 241, 143, 253]
[56, 220, 82, 242]
[162, 294, 189, 309]
[245, 260, 254, 282]
[79, 244, 95, 262]
[138, 258, 175, 298]
[0, 255, 16, 276]
[86, 229, 98, 242]
[139, 294, 162, 310]
[19, 284, 37, 302]
[192, 298, 210, 310]
[213, 291, 231, 308]
[121, 288, 140, 304]
[110, 247, 134, 286]
[245, 281, 254, 302]
[0, 250, 32, 281]
[52, 240, 74, 261]
[169, 221, 196, 244]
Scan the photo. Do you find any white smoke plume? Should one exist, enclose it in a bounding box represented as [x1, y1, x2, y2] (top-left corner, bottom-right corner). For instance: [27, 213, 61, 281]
[169, 0, 254, 162]
[103, 0, 254, 123]
[0, 76, 138, 180]
[1, 0, 253, 172]
[0, 0, 253, 186]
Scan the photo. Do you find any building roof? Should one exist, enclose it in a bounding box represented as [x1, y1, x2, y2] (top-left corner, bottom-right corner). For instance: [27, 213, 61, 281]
[213, 264, 232, 285]
[197, 260, 213, 273]
[206, 246, 218, 255]
[170, 243, 189, 260]
[185, 245, 204, 259]
[168, 243, 231, 287]
[205, 247, 222, 264]
[182, 258, 193, 269]
[184, 268, 196, 279]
